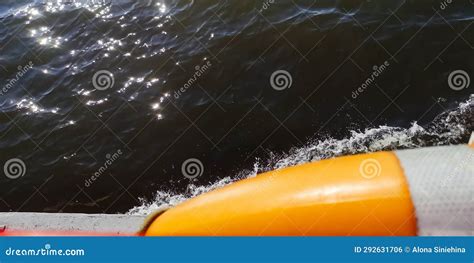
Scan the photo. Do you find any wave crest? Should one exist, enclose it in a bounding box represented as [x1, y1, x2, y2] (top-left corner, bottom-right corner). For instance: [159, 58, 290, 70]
[128, 95, 473, 215]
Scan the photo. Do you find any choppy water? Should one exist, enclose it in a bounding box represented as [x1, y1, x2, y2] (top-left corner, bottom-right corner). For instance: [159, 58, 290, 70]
[0, 0, 472, 214]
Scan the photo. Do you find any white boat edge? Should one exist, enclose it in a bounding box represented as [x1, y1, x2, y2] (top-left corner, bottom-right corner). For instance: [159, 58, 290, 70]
[0, 212, 147, 234]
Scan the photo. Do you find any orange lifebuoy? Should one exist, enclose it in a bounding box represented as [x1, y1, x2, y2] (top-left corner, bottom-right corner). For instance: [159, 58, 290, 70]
[145, 144, 473, 236]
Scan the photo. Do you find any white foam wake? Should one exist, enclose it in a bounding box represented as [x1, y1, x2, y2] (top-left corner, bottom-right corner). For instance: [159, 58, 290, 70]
[127, 177, 237, 216]
[128, 95, 473, 215]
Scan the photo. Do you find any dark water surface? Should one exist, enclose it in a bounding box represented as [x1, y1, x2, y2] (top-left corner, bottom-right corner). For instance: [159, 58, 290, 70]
[0, 0, 472, 213]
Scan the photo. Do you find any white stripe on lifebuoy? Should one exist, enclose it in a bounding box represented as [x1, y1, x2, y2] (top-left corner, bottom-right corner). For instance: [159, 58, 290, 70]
[396, 145, 474, 236]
